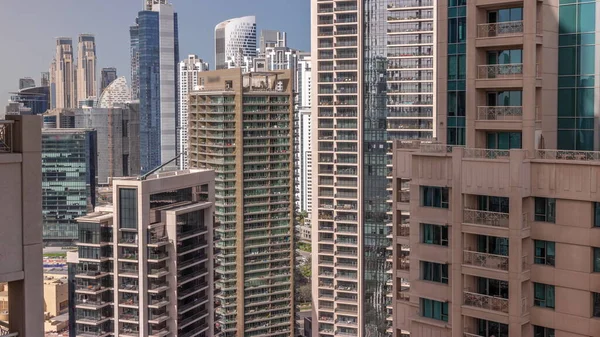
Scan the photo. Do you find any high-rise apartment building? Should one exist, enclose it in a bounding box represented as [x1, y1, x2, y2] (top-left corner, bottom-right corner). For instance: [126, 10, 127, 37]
[69, 169, 215, 337]
[214, 16, 257, 70]
[311, 0, 437, 335]
[391, 1, 600, 337]
[178, 54, 209, 169]
[19, 77, 35, 90]
[296, 53, 313, 215]
[260, 30, 288, 54]
[0, 115, 44, 336]
[100, 67, 118, 94]
[52, 37, 77, 109]
[97, 76, 131, 109]
[44, 104, 141, 184]
[187, 69, 295, 337]
[77, 34, 97, 103]
[130, 1, 179, 173]
[42, 128, 97, 244]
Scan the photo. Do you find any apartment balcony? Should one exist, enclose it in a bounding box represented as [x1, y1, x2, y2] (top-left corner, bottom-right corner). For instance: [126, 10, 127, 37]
[148, 328, 170, 337]
[480, 21, 523, 37]
[463, 250, 508, 271]
[149, 296, 169, 308]
[476, 63, 541, 89]
[477, 106, 523, 121]
[148, 311, 170, 324]
[463, 291, 508, 313]
[463, 209, 509, 229]
[75, 299, 111, 310]
[146, 265, 169, 278]
[75, 314, 111, 325]
[75, 270, 110, 280]
[75, 284, 111, 295]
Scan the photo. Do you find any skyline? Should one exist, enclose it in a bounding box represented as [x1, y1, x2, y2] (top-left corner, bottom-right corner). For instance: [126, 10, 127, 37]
[0, 0, 310, 105]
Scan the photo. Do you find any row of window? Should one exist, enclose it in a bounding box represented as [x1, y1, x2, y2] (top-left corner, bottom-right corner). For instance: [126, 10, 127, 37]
[419, 187, 600, 228]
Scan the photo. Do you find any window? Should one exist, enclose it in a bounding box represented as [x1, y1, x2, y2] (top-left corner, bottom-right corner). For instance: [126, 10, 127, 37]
[535, 197, 555, 222]
[422, 261, 448, 284]
[534, 283, 555, 309]
[594, 202, 600, 227]
[534, 240, 555, 266]
[119, 188, 138, 229]
[422, 223, 448, 246]
[593, 293, 600, 317]
[477, 195, 509, 213]
[486, 132, 522, 150]
[421, 186, 449, 209]
[420, 298, 448, 322]
[594, 248, 600, 272]
[534, 326, 555, 337]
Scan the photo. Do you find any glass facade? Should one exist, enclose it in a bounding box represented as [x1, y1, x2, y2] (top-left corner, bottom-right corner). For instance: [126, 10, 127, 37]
[42, 130, 97, 242]
[131, 9, 179, 172]
[447, 0, 467, 145]
[119, 188, 138, 229]
[558, 0, 596, 150]
[364, 0, 391, 335]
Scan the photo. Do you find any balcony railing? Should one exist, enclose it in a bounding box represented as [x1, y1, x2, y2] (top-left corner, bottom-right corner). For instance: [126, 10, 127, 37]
[463, 291, 508, 313]
[397, 190, 410, 203]
[478, 63, 523, 79]
[0, 121, 14, 153]
[463, 209, 509, 228]
[477, 106, 522, 120]
[463, 148, 510, 159]
[477, 20, 524, 38]
[535, 149, 600, 162]
[463, 250, 508, 271]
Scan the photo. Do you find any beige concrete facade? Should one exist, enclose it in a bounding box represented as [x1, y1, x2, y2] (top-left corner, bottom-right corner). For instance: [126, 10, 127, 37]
[71, 169, 215, 337]
[53, 38, 77, 109]
[77, 34, 98, 103]
[0, 115, 44, 336]
[187, 68, 295, 337]
[43, 275, 68, 318]
[392, 1, 599, 337]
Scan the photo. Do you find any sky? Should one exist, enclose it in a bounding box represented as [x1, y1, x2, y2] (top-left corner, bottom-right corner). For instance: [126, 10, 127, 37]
[0, 0, 310, 105]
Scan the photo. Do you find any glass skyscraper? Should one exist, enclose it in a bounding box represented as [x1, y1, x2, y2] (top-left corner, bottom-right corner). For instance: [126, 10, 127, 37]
[130, 0, 179, 172]
[42, 129, 97, 244]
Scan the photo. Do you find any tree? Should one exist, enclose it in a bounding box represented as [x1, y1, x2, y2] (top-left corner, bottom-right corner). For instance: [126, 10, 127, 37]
[299, 259, 312, 279]
[297, 284, 312, 304]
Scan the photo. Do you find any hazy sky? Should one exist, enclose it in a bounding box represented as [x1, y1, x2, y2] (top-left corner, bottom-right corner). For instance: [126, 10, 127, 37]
[0, 0, 310, 105]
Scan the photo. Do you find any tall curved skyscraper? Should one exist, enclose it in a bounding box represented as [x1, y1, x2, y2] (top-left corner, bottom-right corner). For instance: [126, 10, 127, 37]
[214, 16, 257, 70]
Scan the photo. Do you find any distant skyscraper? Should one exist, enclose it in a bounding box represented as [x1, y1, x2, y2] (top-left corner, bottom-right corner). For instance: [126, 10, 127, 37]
[98, 76, 131, 108]
[130, 1, 179, 172]
[52, 37, 76, 109]
[214, 16, 257, 69]
[77, 34, 97, 103]
[178, 54, 208, 169]
[45, 104, 141, 184]
[8, 86, 50, 115]
[19, 77, 35, 90]
[260, 29, 287, 54]
[100, 67, 117, 93]
[41, 128, 97, 244]
[41, 72, 50, 87]
[49, 60, 57, 109]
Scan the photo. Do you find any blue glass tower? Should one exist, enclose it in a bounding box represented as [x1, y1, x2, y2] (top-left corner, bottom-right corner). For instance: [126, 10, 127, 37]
[130, 2, 179, 172]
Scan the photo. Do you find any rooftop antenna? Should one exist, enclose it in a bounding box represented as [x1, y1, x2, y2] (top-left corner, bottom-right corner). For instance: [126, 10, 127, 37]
[138, 154, 180, 181]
